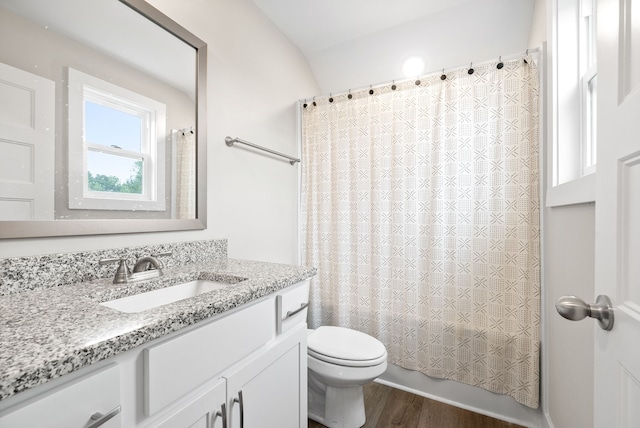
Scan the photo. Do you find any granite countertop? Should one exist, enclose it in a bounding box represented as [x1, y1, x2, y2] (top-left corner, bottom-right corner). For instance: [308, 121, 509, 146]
[0, 258, 316, 402]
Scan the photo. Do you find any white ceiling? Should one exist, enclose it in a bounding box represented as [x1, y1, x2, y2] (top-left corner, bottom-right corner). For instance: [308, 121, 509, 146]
[1, 0, 196, 99]
[251, 0, 475, 54]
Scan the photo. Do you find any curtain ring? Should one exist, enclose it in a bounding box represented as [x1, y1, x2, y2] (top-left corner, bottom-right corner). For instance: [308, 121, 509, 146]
[468, 62, 474, 75]
[312, 96, 316, 107]
[348, 89, 353, 99]
[497, 56, 504, 69]
[391, 80, 397, 90]
[329, 93, 334, 103]
[440, 68, 446, 80]
[415, 76, 421, 86]
[369, 85, 374, 95]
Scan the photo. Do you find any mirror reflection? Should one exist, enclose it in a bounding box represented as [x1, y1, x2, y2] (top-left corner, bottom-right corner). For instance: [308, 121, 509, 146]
[0, 0, 201, 229]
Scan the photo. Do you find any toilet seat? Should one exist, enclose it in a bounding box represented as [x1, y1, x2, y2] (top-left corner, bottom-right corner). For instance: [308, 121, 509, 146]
[308, 326, 387, 367]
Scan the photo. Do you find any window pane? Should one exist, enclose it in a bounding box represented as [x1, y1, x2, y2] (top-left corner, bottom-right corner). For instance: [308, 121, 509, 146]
[85, 101, 142, 152]
[87, 150, 143, 194]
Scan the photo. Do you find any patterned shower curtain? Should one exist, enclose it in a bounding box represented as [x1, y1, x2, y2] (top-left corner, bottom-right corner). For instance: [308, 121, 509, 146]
[175, 130, 196, 219]
[300, 56, 540, 408]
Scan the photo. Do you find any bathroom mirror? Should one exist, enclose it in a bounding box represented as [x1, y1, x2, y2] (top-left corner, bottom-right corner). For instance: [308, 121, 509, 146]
[0, 0, 207, 238]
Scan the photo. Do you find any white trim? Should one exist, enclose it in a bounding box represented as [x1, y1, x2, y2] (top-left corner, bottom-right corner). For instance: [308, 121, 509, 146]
[546, 172, 596, 207]
[539, 40, 551, 425]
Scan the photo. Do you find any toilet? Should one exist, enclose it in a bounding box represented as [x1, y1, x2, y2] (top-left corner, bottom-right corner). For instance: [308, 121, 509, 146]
[307, 326, 388, 428]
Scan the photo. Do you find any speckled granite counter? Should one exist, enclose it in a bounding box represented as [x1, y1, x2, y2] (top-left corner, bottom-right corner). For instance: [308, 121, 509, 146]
[0, 244, 316, 402]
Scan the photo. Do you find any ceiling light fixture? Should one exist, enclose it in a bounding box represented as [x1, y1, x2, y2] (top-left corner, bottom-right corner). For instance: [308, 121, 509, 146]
[402, 56, 425, 78]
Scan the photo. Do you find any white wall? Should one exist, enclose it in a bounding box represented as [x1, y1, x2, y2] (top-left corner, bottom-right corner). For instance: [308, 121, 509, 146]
[528, 0, 547, 48]
[306, 0, 535, 95]
[543, 205, 595, 428]
[0, 0, 320, 264]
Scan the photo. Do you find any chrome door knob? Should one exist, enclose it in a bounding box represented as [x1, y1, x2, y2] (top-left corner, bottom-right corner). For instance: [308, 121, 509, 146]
[555, 295, 614, 331]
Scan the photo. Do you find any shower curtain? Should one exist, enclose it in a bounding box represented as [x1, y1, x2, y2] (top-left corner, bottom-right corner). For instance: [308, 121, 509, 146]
[300, 56, 540, 408]
[175, 130, 196, 219]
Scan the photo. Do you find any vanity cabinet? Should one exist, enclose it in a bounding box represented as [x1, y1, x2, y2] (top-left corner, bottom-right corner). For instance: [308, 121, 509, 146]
[145, 280, 309, 428]
[0, 364, 122, 428]
[143, 297, 276, 416]
[149, 324, 305, 428]
[0, 279, 310, 428]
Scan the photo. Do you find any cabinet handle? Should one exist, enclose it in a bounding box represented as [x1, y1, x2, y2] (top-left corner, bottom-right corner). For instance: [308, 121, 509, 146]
[285, 303, 309, 320]
[215, 402, 228, 428]
[233, 390, 244, 428]
[87, 405, 121, 428]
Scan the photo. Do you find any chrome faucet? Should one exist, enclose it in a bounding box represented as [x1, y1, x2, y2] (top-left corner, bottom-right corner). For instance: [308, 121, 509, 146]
[100, 252, 172, 284]
[133, 255, 163, 273]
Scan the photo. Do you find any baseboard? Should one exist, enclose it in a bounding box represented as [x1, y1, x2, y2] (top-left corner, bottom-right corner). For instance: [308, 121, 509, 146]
[376, 364, 544, 428]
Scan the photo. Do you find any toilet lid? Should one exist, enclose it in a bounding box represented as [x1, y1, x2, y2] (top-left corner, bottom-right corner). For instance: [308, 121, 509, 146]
[307, 326, 387, 366]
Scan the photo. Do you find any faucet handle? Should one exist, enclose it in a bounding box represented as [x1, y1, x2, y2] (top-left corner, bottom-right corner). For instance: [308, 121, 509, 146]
[99, 257, 131, 284]
[146, 252, 172, 270]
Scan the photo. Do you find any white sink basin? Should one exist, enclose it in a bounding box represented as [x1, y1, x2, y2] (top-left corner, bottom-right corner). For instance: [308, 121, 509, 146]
[100, 279, 233, 313]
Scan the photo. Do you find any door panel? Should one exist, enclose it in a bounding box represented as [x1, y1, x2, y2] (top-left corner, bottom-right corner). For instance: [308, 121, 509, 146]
[0, 62, 55, 220]
[595, 0, 640, 426]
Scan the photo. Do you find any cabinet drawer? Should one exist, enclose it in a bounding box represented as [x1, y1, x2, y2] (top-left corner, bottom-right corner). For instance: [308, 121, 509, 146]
[276, 280, 310, 334]
[144, 297, 275, 416]
[0, 364, 121, 428]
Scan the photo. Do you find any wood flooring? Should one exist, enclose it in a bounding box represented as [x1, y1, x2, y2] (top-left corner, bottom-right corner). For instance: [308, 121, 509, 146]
[307, 382, 524, 428]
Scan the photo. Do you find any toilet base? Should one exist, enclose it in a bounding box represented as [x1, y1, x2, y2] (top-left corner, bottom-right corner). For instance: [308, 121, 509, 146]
[308, 370, 366, 428]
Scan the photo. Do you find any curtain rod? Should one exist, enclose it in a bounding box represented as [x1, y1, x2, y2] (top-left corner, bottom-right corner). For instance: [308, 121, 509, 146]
[299, 47, 540, 103]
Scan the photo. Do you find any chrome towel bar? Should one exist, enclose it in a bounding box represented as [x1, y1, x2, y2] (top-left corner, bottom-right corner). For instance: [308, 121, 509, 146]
[225, 136, 300, 165]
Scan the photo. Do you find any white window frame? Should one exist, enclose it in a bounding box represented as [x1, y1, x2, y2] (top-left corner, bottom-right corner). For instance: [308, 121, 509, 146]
[546, 0, 597, 206]
[67, 68, 166, 211]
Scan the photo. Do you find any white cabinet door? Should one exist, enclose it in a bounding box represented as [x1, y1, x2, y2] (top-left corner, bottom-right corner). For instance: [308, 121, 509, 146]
[0, 364, 121, 428]
[226, 325, 306, 428]
[151, 378, 227, 428]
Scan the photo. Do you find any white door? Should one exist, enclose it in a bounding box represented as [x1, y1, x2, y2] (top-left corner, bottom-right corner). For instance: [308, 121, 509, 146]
[594, 0, 640, 425]
[0, 61, 55, 220]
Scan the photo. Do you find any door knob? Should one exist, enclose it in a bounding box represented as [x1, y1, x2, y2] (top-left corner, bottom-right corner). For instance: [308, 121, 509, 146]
[555, 295, 614, 331]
